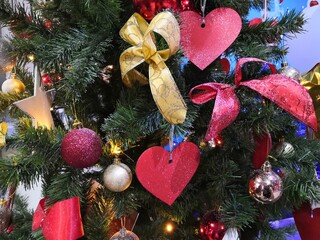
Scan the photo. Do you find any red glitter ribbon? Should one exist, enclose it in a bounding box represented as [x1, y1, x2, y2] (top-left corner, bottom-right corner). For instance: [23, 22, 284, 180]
[32, 197, 84, 240]
[189, 58, 317, 141]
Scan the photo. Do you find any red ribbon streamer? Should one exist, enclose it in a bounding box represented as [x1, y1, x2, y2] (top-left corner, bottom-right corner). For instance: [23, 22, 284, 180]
[189, 58, 317, 141]
[252, 132, 272, 169]
[189, 83, 240, 141]
[32, 197, 84, 240]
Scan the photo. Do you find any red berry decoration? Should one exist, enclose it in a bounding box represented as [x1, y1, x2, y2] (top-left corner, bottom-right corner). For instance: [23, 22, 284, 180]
[200, 211, 226, 240]
[61, 128, 102, 168]
[41, 74, 52, 85]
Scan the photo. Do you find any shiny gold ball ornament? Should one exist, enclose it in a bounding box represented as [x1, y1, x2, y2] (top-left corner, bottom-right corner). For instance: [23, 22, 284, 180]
[1, 74, 26, 94]
[33, 0, 61, 10]
[249, 161, 283, 204]
[0, 39, 15, 73]
[103, 158, 132, 192]
[279, 62, 301, 82]
[273, 138, 295, 158]
[110, 227, 139, 240]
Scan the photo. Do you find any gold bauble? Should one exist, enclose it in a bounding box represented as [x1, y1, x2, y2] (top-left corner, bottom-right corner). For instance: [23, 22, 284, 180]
[0, 39, 15, 73]
[1, 75, 26, 94]
[103, 158, 132, 192]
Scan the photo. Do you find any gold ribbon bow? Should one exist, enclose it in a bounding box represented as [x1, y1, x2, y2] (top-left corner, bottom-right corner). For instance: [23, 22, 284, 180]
[301, 63, 320, 90]
[301, 63, 320, 138]
[0, 122, 8, 147]
[119, 12, 187, 124]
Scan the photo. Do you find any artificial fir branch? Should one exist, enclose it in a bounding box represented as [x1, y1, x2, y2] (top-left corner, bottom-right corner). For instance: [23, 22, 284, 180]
[0, 92, 24, 113]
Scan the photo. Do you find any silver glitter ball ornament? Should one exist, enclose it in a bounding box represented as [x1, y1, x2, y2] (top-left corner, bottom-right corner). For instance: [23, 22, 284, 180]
[279, 62, 301, 82]
[103, 158, 132, 192]
[249, 161, 283, 204]
[110, 227, 139, 240]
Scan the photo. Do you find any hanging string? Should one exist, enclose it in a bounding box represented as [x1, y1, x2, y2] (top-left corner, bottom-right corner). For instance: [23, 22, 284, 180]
[168, 124, 175, 163]
[262, 0, 268, 22]
[71, 98, 82, 128]
[200, 0, 207, 27]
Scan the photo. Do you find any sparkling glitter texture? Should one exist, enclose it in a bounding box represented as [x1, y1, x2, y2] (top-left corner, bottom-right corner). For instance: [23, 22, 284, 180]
[199, 211, 226, 240]
[136, 142, 200, 205]
[61, 128, 102, 168]
[180, 8, 242, 70]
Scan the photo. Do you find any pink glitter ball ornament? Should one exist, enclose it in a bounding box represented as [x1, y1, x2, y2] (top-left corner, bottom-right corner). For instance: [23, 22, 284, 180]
[61, 128, 102, 168]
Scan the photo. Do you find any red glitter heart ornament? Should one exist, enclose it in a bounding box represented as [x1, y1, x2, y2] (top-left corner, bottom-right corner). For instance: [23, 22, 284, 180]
[180, 8, 242, 70]
[136, 142, 200, 205]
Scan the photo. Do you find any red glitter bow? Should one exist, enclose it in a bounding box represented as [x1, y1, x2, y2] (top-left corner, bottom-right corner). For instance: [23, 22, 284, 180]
[189, 58, 317, 141]
[32, 197, 84, 240]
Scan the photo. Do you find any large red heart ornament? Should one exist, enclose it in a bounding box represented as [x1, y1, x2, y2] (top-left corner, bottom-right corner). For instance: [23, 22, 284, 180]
[180, 8, 242, 70]
[136, 142, 200, 205]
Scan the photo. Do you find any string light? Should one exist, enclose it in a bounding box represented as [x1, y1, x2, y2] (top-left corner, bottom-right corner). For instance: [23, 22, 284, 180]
[165, 222, 174, 233]
[109, 140, 121, 155]
[27, 53, 35, 62]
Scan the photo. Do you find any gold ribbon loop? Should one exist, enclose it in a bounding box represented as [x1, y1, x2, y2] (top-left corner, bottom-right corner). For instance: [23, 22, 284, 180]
[119, 12, 187, 124]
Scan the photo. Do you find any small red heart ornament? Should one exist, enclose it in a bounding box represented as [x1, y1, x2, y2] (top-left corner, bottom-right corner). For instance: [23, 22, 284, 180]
[180, 8, 242, 70]
[136, 142, 200, 205]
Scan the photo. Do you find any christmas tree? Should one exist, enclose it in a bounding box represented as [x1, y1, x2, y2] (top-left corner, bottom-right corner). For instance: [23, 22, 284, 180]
[0, 0, 320, 239]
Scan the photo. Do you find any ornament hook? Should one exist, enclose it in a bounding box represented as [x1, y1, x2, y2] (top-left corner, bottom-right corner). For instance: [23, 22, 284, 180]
[168, 124, 175, 163]
[200, 0, 207, 27]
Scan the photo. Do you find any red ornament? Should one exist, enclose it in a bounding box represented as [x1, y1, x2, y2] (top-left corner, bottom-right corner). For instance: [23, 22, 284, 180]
[200, 211, 226, 240]
[132, 0, 193, 20]
[219, 58, 230, 73]
[41, 74, 52, 85]
[61, 128, 102, 168]
[43, 20, 53, 30]
[180, 8, 242, 70]
[293, 202, 320, 240]
[133, 0, 178, 20]
[310, 0, 319, 7]
[136, 142, 200, 205]
[6, 224, 14, 234]
[249, 18, 263, 27]
[180, 0, 194, 11]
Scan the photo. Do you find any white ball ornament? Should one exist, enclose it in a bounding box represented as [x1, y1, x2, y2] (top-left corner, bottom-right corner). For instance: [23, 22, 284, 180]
[103, 158, 132, 192]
